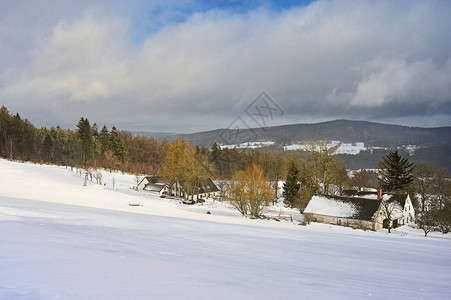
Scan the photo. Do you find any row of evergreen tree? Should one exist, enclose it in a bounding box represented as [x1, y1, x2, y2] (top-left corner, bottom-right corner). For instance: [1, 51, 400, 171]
[0, 106, 165, 174]
[0, 106, 281, 177]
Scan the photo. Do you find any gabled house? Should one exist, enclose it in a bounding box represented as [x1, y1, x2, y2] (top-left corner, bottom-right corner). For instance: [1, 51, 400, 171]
[196, 178, 220, 200]
[138, 176, 169, 197]
[304, 191, 415, 231]
[138, 176, 219, 201]
[304, 195, 385, 231]
[381, 193, 415, 227]
[171, 178, 219, 201]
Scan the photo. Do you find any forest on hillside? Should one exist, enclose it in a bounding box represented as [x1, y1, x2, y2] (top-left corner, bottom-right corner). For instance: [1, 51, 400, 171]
[0, 106, 278, 178]
[0, 106, 352, 194]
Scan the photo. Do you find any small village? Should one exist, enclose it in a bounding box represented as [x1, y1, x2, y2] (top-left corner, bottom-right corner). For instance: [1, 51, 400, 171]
[133, 147, 446, 237]
[1, 0, 451, 298]
[138, 174, 417, 233]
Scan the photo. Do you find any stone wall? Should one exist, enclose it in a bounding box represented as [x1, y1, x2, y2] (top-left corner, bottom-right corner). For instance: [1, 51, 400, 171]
[305, 213, 382, 231]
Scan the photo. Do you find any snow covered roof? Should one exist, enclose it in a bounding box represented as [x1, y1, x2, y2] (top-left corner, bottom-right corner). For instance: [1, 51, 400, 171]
[343, 191, 380, 199]
[340, 191, 409, 204]
[382, 193, 409, 208]
[144, 183, 167, 192]
[304, 195, 382, 221]
[141, 176, 218, 194]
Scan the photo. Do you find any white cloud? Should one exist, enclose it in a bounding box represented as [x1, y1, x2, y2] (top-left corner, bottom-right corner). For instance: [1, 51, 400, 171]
[1, 0, 451, 131]
[4, 16, 130, 102]
[329, 58, 451, 108]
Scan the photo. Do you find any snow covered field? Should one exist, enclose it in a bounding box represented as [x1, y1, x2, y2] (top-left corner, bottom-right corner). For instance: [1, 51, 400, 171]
[1, 159, 451, 299]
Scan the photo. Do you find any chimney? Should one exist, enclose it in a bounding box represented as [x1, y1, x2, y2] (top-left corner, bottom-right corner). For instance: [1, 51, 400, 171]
[377, 189, 382, 200]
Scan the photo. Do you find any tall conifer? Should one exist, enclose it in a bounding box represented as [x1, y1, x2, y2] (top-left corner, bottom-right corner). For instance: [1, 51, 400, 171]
[378, 150, 414, 192]
[283, 160, 300, 207]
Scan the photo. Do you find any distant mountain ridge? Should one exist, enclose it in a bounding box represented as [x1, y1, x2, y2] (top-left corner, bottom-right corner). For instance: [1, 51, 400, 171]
[175, 120, 451, 148]
[156, 119, 451, 172]
[132, 131, 180, 140]
[134, 120, 451, 171]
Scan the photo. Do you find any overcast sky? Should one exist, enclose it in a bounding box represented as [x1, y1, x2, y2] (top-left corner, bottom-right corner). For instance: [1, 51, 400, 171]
[1, 0, 451, 133]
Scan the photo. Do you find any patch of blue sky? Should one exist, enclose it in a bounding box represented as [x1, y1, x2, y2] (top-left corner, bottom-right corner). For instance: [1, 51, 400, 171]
[128, 0, 315, 43]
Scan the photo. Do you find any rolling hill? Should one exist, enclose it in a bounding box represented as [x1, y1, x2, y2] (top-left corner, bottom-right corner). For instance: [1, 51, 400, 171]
[175, 120, 451, 147]
[152, 120, 451, 171]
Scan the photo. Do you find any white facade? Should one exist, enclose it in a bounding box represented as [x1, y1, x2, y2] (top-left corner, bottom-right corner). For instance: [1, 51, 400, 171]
[379, 194, 416, 228]
[400, 195, 415, 226]
[304, 193, 415, 231]
[143, 184, 168, 196]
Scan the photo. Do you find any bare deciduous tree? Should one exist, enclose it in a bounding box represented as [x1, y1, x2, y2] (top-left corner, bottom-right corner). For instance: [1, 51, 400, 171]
[134, 175, 142, 191]
[413, 162, 437, 212]
[296, 140, 348, 196]
[417, 210, 436, 237]
[381, 199, 403, 233]
[225, 165, 272, 218]
[93, 170, 103, 185]
[225, 179, 248, 217]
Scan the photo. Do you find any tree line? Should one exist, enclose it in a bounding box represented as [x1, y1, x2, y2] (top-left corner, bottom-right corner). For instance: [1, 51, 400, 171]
[0, 106, 289, 181]
[0, 106, 167, 175]
[1, 106, 449, 230]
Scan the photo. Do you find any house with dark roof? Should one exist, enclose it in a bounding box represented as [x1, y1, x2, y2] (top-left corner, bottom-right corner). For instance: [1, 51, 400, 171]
[138, 176, 169, 196]
[138, 176, 219, 200]
[304, 195, 385, 231]
[197, 178, 220, 198]
[175, 178, 220, 201]
[303, 192, 415, 231]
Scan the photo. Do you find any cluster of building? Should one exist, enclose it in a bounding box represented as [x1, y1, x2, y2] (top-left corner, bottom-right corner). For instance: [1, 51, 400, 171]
[282, 141, 368, 154]
[137, 176, 415, 231]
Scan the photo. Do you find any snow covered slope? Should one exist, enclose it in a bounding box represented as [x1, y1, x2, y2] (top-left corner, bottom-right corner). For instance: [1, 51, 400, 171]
[1, 159, 451, 299]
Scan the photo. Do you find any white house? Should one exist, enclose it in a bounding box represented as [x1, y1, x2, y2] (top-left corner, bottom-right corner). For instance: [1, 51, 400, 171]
[170, 178, 219, 201]
[138, 176, 219, 201]
[304, 195, 385, 231]
[138, 176, 169, 197]
[381, 193, 415, 227]
[304, 192, 415, 231]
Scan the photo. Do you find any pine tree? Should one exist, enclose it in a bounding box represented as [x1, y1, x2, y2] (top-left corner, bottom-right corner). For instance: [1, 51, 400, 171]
[99, 125, 110, 155]
[209, 143, 223, 177]
[42, 133, 54, 161]
[378, 150, 414, 192]
[109, 126, 127, 163]
[76, 117, 93, 168]
[283, 160, 300, 207]
[91, 123, 99, 137]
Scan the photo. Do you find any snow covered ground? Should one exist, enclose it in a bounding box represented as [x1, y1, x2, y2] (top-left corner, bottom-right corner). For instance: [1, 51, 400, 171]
[283, 141, 368, 154]
[283, 141, 393, 155]
[220, 141, 275, 149]
[1, 159, 451, 299]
